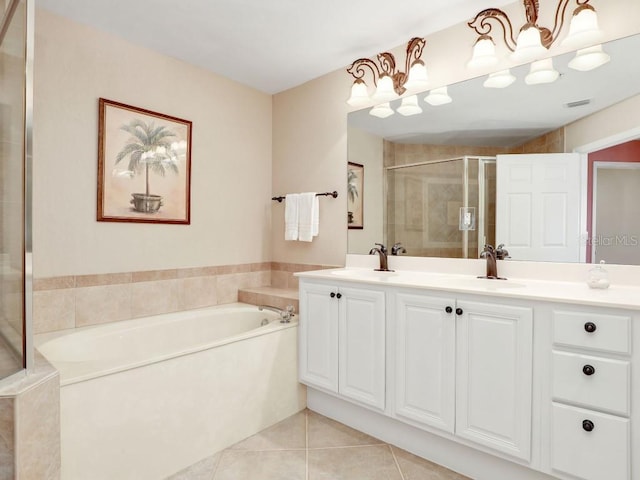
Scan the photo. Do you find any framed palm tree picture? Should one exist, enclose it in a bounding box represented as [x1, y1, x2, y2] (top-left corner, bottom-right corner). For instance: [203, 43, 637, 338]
[97, 98, 192, 224]
[347, 162, 364, 229]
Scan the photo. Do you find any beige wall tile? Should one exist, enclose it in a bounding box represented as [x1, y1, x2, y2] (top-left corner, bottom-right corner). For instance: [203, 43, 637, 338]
[33, 277, 74, 292]
[0, 397, 15, 480]
[32, 290, 75, 334]
[15, 374, 60, 480]
[75, 284, 132, 328]
[176, 266, 219, 279]
[270, 271, 288, 289]
[179, 276, 218, 310]
[132, 269, 178, 283]
[75, 272, 131, 288]
[216, 274, 240, 305]
[130, 280, 181, 318]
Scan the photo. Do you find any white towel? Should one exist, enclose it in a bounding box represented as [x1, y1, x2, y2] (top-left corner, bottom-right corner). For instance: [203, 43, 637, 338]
[284, 194, 299, 241]
[298, 192, 319, 242]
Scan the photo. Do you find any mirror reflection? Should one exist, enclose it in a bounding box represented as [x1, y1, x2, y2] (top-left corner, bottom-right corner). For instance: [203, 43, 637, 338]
[347, 33, 640, 265]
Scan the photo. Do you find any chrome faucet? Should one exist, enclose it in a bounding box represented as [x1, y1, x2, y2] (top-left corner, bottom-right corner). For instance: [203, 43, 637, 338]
[391, 242, 406, 255]
[369, 243, 393, 272]
[258, 304, 295, 323]
[479, 244, 507, 280]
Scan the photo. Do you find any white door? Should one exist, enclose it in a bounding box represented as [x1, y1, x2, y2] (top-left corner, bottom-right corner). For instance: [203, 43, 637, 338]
[496, 153, 581, 262]
[339, 286, 386, 410]
[394, 292, 456, 433]
[298, 281, 339, 393]
[455, 300, 533, 461]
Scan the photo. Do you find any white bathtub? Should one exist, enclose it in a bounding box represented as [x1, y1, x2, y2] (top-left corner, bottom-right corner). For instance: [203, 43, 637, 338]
[35, 303, 306, 480]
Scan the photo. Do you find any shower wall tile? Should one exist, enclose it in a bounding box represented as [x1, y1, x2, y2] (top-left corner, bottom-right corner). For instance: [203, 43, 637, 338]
[32, 289, 75, 334]
[0, 397, 15, 480]
[131, 279, 181, 318]
[216, 274, 242, 305]
[15, 373, 60, 480]
[179, 276, 218, 310]
[132, 269, 179, 282]
[33, 276, 74, 292]
[75, 284, 132, 328]
[75, 272, 132, 288]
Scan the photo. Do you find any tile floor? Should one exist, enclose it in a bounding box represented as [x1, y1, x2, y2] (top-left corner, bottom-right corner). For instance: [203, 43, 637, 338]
[166, 409, 471, 480]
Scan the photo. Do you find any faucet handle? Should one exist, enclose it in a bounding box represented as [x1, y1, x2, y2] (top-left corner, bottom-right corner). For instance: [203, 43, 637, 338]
[374, 242, 387, 253]
[495, 244, 510, 260]
[391, 243, 406, 255]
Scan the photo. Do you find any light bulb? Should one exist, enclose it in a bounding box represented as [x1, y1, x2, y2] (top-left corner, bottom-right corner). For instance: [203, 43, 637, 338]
[346, 79, 370, 107]
[403, 62, 429, 93]
[424, 86, 452, 106]
[369, 102, 394, 118]
[512, 25, 547, 63]
[568, 44, 610, 71]
[372, 75, 398, 102]
[397, 95, 422, 116]
[483, 69, 516, 89]
[525, 58, 559, 85]
[467, 35, 498, 69]
[562, 5, 602, 49]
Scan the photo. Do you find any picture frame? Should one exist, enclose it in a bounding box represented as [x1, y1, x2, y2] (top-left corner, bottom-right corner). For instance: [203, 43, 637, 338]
[347, 161, 364, 229]
[97, 98, 192, 224]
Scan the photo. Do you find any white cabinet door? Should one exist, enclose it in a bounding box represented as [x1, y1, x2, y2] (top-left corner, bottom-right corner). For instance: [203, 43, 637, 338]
[456, 300, 533, 461]
[299, 281, 339, 393]
[394, 292, 455, 433]
[496, 153, 581, 262]
[339, 286, 386, 410]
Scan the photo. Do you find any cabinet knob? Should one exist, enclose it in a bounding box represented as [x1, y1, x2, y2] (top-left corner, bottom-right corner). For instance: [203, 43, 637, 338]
[445, 306, 453, 314]
[584, 322, 597, 333]
[582, 419, 595, 432]
[336, 293, 342, 299]
[455, 307, 463, 316]
[582, 364, 596, 376]
[330, 292, 336, 298]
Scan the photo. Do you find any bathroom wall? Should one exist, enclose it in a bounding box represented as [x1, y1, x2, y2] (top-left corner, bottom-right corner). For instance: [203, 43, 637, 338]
[272, 0, 640, 267]
[33, 9, 273, 279]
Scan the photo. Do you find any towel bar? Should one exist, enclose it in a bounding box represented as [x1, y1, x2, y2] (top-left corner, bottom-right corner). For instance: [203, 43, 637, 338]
[271, 191, 338, 203]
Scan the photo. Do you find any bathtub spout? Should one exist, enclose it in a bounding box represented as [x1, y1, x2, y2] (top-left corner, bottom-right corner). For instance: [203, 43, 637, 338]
[258, 304, 295, 323]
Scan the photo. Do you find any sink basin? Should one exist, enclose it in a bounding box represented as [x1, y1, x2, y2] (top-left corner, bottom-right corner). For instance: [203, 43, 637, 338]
[330, 269, 398, 280]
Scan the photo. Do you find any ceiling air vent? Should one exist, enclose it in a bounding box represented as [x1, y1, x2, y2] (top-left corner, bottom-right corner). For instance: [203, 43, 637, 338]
[565, 99, 591, 108]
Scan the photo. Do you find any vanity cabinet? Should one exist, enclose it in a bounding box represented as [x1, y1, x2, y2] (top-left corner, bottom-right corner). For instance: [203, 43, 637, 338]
[549, 308, 632, 480]
[298, 279, 386, 410]
[394, 292, 533, 461]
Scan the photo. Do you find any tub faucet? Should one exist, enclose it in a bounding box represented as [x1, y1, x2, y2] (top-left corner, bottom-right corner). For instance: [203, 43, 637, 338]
[369, 243, 393, 272]
[258, 304, 295, 323]
[391, 242, 406, 256]
[479, 244, 507, 280]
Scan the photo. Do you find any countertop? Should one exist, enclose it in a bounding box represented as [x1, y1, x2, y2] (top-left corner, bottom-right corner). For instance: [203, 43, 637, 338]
[295, 268, 640, 310]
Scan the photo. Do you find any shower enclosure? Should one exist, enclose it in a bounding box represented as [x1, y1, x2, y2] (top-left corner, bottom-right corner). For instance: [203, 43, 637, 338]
[385, 156, 496, 259]
[0, 0, 33, 381]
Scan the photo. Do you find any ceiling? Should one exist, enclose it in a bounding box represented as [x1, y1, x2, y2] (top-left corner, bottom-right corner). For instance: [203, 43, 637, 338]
[348, 34, 640, 147]
[34, 0, 514, 94]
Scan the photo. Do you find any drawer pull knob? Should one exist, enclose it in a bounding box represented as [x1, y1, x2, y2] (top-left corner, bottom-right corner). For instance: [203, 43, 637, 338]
[336, 293, 342, 299]
[583, 364, 596, 376]
[445, 306, 453, 314]
[582, 420, 595, 432]
[330, 292, 336, 298]
[455, 307, 463, 316]
[584, 322, 597, 333]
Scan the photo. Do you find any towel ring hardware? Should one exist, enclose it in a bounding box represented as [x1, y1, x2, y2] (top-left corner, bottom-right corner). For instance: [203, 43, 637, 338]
[271, 191, 338, 203]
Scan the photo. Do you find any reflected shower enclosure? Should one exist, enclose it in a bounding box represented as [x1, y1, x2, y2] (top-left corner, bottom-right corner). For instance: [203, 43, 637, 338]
[385, 156, 496, 259]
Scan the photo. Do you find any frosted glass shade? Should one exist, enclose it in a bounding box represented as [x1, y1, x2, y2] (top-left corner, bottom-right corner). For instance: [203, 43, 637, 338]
[568, 44, 610, 71]
[346, 79, 370, 107]
[397, 95, 422, 116]
[562, 6, 602, 49]
[369, 102, 394, 118]
[525, 58, 559, 85]
[511, 25, 547, 63]
[403, 62, 429, 93]
[372, 75, 398, 102]
[467, 35, 498, 69]
[483, 69, 516, 89]
[424, 86, 452, 106]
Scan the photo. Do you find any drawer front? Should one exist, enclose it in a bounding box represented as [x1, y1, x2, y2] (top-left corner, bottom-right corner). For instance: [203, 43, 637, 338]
[552, 351, 630, 416]
[551, 403, 629, 480]
[553, 310, 631, 354]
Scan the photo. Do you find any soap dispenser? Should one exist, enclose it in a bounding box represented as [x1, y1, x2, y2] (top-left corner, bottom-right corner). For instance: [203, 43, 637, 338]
[587, 260, 610, 289]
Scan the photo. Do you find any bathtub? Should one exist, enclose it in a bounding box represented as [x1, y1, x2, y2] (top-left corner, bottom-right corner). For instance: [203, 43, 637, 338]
[35, 303, 306, 480]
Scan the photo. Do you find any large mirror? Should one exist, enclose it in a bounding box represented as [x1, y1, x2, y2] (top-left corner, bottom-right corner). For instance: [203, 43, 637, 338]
[347, 33, 640, 265]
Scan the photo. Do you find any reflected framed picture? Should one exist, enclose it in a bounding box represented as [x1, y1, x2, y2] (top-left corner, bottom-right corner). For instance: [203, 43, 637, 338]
[347, 162, 364, 229]
[97, 98, 192, 224]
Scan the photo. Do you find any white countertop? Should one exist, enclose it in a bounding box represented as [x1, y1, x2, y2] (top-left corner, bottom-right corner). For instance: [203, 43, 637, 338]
[295, 268, 640, 310]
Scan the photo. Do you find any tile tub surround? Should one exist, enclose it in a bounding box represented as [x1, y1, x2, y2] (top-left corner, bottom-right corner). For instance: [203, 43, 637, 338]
[32, 262, 273, 334]
[166, 409, 470, 480]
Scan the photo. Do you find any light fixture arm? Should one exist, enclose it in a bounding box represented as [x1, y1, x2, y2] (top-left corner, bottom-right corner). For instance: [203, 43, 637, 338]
[468, 8, 518, 51]
[347, 58, 384, 87]
[549, 0, 592, 47]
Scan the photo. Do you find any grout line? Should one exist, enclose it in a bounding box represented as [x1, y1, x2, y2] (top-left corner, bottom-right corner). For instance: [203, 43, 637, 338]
[389, 444, 407, 480]
[209, 450, 224, 480]
[307, 443, 388, 451]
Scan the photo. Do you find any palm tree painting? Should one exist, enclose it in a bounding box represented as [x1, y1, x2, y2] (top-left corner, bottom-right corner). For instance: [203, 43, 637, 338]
[98, 98, 192, 224]
[347, 162, 363, 229]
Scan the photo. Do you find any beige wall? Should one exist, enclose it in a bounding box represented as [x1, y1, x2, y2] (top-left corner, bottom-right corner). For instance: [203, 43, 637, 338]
[272, 0, 640, 265]
[33, 9, 273, 278]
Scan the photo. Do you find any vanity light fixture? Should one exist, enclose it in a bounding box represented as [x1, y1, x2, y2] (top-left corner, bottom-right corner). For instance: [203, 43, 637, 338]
[346, 37, 428, 109]
[467, 0, 602, 67]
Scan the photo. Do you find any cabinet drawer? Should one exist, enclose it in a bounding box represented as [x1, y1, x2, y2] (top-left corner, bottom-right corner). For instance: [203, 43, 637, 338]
[552, 351, 630, 416]
[551, 403, 629, 480]
[553, 310, 631, 354]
